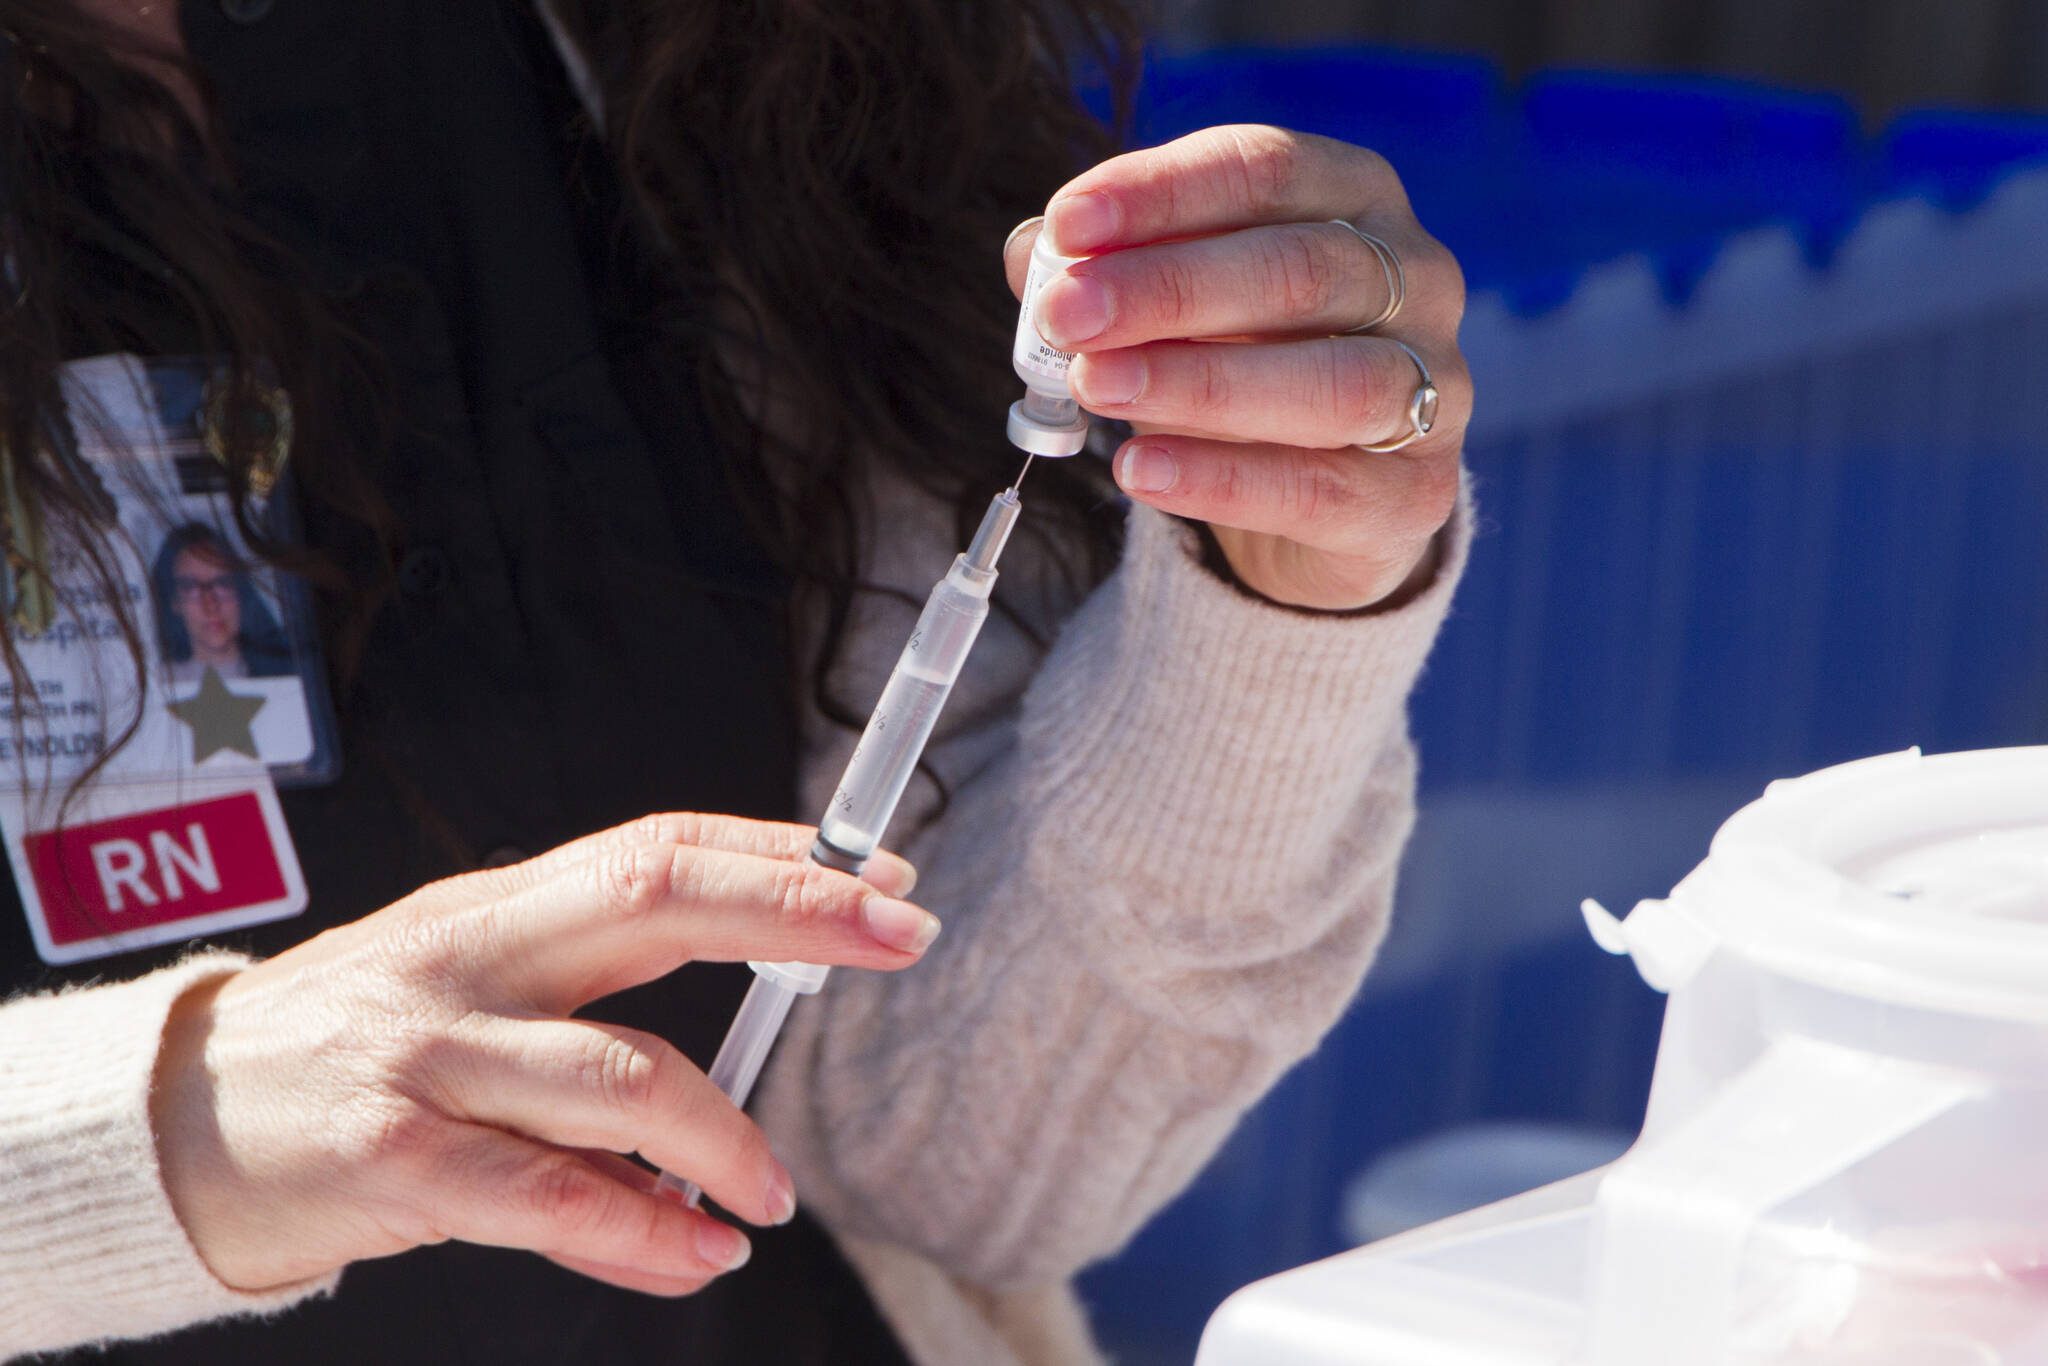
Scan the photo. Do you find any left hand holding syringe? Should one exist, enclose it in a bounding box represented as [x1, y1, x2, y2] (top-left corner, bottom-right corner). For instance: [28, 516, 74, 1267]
[147, 814, 929, 1298]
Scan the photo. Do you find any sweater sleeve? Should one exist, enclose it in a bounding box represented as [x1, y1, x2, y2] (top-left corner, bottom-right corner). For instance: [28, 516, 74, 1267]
[0, 955, 337, 1360]
[758, 484, 1471, 1292]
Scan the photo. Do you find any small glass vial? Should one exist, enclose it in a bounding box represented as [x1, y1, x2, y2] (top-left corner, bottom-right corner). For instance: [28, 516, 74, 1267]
[1008, 232, 1092, 457]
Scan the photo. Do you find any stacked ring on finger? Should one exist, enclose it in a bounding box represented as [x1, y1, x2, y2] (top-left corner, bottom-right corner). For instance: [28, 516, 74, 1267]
[1325, 221, 1436, 451]
[1330, 220, 1406, 335]
[1358, 341, 1439, 453]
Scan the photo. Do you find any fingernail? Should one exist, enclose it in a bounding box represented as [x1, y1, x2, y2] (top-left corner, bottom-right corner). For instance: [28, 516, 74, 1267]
[1003, 215, 1044, 256]
[1078, 350, 1145, 407]
[1118, 444, 1178, 494]
[861, 896, 942, 953]
[863, 857, 918, 899]
[1036, 273, 1113, 347]
[697, 1220, 752, 1272]
[765, 1161, 797, 1226]
[1046, 191, 1120, 255]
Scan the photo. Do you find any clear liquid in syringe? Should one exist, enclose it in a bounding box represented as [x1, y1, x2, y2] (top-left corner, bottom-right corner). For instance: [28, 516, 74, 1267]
[817, 660, 952, 859]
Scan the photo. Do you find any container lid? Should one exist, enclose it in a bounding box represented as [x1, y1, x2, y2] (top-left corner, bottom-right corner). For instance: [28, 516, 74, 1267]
[1586, 747, 2048, 1022]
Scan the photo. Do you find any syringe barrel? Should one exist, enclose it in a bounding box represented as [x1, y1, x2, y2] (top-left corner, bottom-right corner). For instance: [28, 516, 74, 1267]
[814, 553, 992, 864]
[748, 552, 994, 992]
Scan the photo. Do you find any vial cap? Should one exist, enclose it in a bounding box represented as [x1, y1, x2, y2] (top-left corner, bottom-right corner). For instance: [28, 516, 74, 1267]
[1007, 396, 1089, 458]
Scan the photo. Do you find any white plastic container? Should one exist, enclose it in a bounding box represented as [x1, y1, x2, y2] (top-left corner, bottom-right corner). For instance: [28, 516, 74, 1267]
[1198, 747, 2048, 1366]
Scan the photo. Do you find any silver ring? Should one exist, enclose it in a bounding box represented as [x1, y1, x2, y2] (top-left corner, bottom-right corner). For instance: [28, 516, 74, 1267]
[1330, 220, 1406, 334]
[1358, 340, 1439, 453]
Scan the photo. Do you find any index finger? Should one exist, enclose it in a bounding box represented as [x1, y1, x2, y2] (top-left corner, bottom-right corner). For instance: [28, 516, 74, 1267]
[1044, 126, 1407, 257]
[478, 841, 940, 1011]
[452, 814, 918, 905]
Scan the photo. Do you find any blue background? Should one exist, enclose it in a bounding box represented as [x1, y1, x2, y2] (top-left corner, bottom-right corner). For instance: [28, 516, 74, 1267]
[1074, 48, 2048, 1364]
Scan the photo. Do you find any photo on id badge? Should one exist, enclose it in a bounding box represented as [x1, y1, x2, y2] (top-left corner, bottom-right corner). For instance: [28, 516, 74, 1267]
[0, 354, 333, 965]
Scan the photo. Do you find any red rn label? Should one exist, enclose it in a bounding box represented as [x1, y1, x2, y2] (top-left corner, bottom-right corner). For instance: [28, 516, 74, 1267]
[26, 792, 287, 946]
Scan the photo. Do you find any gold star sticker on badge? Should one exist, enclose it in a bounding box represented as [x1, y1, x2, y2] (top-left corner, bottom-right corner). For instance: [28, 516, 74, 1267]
[168, 667, 266, 763]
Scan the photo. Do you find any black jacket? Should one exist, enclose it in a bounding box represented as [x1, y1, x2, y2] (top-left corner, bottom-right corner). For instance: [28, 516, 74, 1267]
[11, 2, 909, 1360]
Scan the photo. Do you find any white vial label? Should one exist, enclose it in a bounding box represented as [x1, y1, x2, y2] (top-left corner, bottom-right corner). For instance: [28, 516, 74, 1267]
[1013, 238, 1078, 389]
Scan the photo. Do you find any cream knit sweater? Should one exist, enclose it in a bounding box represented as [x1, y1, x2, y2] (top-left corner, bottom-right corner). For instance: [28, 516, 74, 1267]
[0, 485, 1470, 1363]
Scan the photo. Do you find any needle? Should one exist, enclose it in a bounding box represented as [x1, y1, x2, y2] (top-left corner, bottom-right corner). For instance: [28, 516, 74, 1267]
[1009, 452, 1036, 494]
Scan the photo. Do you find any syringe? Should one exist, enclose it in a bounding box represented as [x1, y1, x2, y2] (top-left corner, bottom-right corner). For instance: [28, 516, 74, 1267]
[655, 476, 1026, 1208]
[658, 220, 1093, 1211]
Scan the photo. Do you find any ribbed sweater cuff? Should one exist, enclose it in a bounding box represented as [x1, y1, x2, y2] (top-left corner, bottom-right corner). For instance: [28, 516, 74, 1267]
[1023, 482, 1472, 917]
[0, 955, 336, 1357]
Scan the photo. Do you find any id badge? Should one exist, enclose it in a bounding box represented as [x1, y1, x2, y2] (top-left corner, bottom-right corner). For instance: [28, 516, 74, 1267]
[1, 354, 338, 964]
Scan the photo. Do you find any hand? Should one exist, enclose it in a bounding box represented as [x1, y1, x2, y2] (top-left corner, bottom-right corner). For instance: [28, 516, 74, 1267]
[1006, 125, 1468, 611]
[148, 813, 932, 1296]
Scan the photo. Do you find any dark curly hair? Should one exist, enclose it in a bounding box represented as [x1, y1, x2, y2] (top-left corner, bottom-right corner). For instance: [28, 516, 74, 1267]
[0, 0, 1141, 767]
[551, 0, 1140, 727]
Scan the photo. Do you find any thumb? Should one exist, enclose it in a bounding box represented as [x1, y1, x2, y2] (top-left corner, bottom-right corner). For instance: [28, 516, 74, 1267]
[1002, 216, 1044, 301]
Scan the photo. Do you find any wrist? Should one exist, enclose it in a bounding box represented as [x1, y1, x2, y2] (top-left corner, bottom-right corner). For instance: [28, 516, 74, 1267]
[1197, 523, 1446, 616]
[149, 971, 267, 1289]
